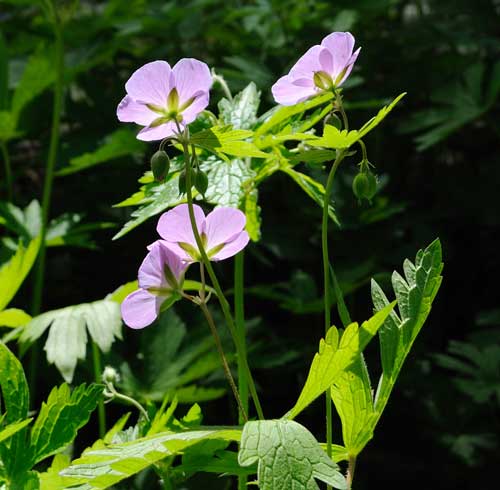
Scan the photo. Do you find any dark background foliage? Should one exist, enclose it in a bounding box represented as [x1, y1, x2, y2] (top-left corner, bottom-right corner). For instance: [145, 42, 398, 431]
[1, 1, 499, 488]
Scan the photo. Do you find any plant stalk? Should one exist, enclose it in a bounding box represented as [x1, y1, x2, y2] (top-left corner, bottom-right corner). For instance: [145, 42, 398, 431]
[178, 126, 264, 419]
[1, 142, 12, 201]
[346, 454, 357, 489]
[91, 342, 106, 438]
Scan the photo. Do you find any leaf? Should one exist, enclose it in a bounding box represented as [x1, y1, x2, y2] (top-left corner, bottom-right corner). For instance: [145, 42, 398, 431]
[289, 149, 337, 166]
[0, 343, 29, 425]
[308, 93, 406, 149]
[0, 30, 7, 111]
[282, 166, 340, 226]
[191, 126, 268, 158]
[0, 308, 31, 327]
[0, 418, 32, 444]
[0, 237, 40, 311]
[243, 188, 261, 241]
[57, 428, 241, 489]
[238, 419, 347, 490]
[56, 128, 147, 176]
[286, 302, 395, 420]
[105, 280, 138, 304]
[19, 299, 122, 383]
[218, 82, 260, 129]
[29, 383, 102, 465]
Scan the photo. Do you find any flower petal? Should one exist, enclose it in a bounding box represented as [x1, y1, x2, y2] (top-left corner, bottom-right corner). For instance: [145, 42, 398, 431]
[157, 203, 206, 247]
[172, 58, 212, 106]
[117, 95, 158, 125]
[125, 60, 172, 106]
[204, 207, 246, 251]
[181, 92, 210, 125]
[271, 74, 317, 106]
[336, 47, 361, 86]
[288, 45, 323, 78]
[210, 231, 250, 261]
[321, 32, 356, 78]
[137, 121, 179, 141]
[121, 289, 160, 329]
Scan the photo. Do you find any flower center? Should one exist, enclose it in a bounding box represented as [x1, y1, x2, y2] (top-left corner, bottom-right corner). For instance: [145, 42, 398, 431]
[146, 88, 186, 126]
[313, 71, 334, 91]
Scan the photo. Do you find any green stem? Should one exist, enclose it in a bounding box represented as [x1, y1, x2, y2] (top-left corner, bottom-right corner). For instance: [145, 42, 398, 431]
[1, 141, 12, 201]
[92, 342, 106, 438]
[29, 3, 64, 398]
[178, 126, 264, 420]
[235, 252, 248, 490]
[323, 153, 344, 468]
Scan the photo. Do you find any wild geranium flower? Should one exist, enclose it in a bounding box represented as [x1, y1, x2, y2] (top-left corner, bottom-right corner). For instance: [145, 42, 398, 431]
[117, 59, 212, 141]
[272, 32, 360, 106]
[156, 204, 249, 263]
[121, 241, 188, 329]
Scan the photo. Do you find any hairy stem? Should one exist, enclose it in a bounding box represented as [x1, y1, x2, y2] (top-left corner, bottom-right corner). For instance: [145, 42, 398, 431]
[235, 252, 248, 490]
[92, 342, 106, 438]
[346, 454, 357, 489]
[1, 142, 12, 201]
[178, 126, 264, 419]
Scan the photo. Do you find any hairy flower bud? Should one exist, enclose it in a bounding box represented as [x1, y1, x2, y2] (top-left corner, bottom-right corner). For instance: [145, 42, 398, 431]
[102, 365, 120, 384]
[150, 150, 170, 181]
[194, 169, 208, 196]
[352, 170, 377, 201]
[178, 169, 187, 195]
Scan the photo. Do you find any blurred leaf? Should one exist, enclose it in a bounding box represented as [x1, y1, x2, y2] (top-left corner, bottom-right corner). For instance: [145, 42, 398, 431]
[0, 237, 40, 311]
[0, 308, 31, 328]
[0, 30, 8, 110]
[19, 299, 122, 383]
[286, 302, 395, 419]
[238, 419, 347, 490]
[56, 128, 147, 176]
[29, 383, 102, 465]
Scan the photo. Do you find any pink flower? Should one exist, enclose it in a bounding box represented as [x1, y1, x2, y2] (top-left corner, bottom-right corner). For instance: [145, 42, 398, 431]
[272, 32, 360, 106]
[117, 59, 212, 141]
[121, 241, 188, 329]
[156, 204, 249, 263]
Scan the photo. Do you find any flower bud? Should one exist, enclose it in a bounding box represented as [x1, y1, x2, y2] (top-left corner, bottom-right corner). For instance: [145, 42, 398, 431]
[102, 365, 120, 384]
[178, 169, 187, 195]
[194, 169, 208, 196]
[352, 170, 377, 201]
[150, 150, 170, 181]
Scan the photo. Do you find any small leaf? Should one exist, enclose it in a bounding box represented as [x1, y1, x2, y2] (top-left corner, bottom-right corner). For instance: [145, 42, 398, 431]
[0, 418, 32, 444]
[238, 419, 347, 490]
[0, 308, 32, 327]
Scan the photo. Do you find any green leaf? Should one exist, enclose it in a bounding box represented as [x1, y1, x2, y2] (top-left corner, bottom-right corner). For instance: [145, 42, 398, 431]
[0, 308, 32, 327]
[289, 149, 337, 166]
[191, 126, 268, 159]
[308, 93, 406, 149]
[218, 82, 260, 129]
[243, 188, 261, 241]
[0, 418, 32, 444]
[0, 237, 40, 311]
[286, 302, 395, 420]
[0, 343, 29, 422]
[238, 419, 347, 490]
[19, 299, 122, 383]
[29, 383, 102, 465]
[282, 166, 340, 226]
[56, 128, 147, 176]
[105, 280, 138, 304]
[57, 428, 241, 489]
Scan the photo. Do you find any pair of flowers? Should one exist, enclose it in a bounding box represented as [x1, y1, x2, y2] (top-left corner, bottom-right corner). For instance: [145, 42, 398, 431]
[117, 32, 360, 140]
[122, 204, 249, 329]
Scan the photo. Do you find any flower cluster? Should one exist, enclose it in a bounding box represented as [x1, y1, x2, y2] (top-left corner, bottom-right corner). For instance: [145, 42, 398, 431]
[121, 205, 249, 329]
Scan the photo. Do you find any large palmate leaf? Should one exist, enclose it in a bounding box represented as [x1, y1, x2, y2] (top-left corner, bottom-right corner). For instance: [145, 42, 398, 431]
[19, 297, 122, 383]
[218, 82, 261, 129]
[286, 302, 395, 420]
[238, 419, 347, 490]
[53, 428, 241, 490]
[331, 240, 443, 458]
[0, 237, 40, 311]
[29, 383, 102, 465]
[56, 128, 146, 176]
[308, 93, 406, 149]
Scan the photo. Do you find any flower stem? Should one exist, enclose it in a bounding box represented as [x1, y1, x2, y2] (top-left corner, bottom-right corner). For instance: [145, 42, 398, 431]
[177, 125, 264, 419]
[1, 142, 13, 201]
[323, 152, 345, 473]
[91, 341, 106, 438]
[346, 454, 357, 489]
[235, 251, 248, 490]
[29, 2, 64, 397]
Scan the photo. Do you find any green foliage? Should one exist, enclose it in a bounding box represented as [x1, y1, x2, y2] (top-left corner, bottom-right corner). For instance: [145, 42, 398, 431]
[238, 419, 347, 490]
[218, 82, 261, 129]
[286, 302, 395, 420]
[0, 308, 31, 328]
[19, 297, 123, 383]
[0, 237, 40, 311]
[0, 418, 32, 444]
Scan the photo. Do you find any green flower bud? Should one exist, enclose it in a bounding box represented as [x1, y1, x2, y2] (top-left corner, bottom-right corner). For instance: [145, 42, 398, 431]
[352, 170, 377, 201]
[194, 169, 208, 196]
[178, 169, 187, 195]
[150, 150, 170, 181]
